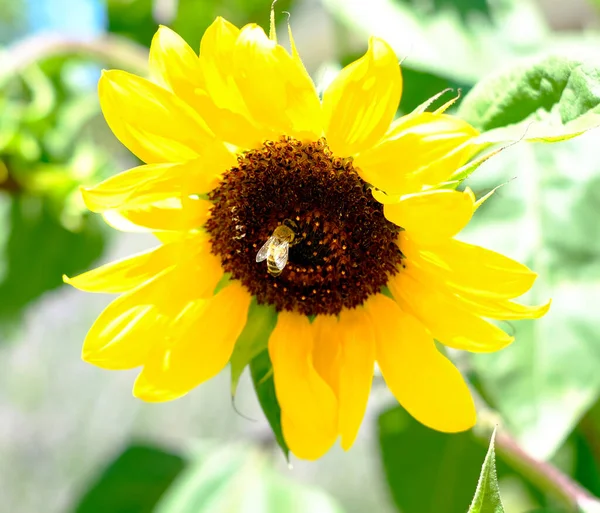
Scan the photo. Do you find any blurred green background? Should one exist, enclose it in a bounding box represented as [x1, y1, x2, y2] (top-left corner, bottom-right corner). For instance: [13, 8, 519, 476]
[2, 0, 600, 512]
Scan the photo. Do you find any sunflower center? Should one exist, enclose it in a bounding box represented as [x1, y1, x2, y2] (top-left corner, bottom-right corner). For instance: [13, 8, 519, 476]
[206, 137, 403, 316]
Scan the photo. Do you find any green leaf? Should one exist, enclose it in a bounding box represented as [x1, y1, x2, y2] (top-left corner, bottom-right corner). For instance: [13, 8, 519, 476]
[106, 0, 159, 47]
[526, 510, 567, 513]
[322, 0, 600, 88]
[229, 299, 277, 396]
[172, 0, 294, 50]
[463, 133, 600, 459]
[378, 405, 496, 513]
[458, 56, 600, 142]
[468, 429, 505, 513]
[575, 402, 600, 497]
[399, 0, 492, 24]
[72, 444, 186, 513]
[107, 0, 295, 50]
[250, 350, 289, 460]
[156, 446, 344, 513]
[525, 510, 567, 513]
[263, 474, 345, 513]
[154, 446, 250, 513]
[0, 195, 106, 335]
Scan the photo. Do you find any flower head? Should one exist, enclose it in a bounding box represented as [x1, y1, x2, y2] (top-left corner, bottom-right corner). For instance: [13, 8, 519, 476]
[66, 18, 549, 460]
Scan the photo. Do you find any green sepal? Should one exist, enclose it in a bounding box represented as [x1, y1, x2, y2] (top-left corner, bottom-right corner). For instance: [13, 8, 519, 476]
[250, 350, 290, 461]
[73, 443, 186, 513]
[229, 299, 277, 397]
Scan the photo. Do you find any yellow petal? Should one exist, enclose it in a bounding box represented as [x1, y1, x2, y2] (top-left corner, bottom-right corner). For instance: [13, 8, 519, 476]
[398, 240, 550, 320]
[104, 197, 212, 232]
[269, 312, 338, 460]
[400, 233, 538, 299]
[312, 315, 341, 398]
[384, 189, 474, 242]
[81, 237, 224, 372]
[133, 282, 252, 402]
[338, 308, 375, 450]
[64, 242, 183, 294]
[365, 294, 476, 433]
[99, 70, 215, 163]
[160, 237, 224, 300]
[322, 37, 401, 157]
[200, 18, 322, 147]
[154, 231, 184, 244]
[149, 25, 204, 102]
[456, 294, 551, 320]
[102, 210, 154, 233]
[389, 267, 514, 352]
[355, 113, 479, 195]
[279, 412, 334, 461]
[82, 271, 173, 370]
[200, 17, 272, 149]
[150, 22, 263, 149]
[233, 24, 322, 140]
[81, 163, 175, 213]
[82, 147, 235, 213]
[200, 17, 245, 112]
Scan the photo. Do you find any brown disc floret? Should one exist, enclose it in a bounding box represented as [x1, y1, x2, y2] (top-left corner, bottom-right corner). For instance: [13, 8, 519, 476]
[205, 137, 403, 316]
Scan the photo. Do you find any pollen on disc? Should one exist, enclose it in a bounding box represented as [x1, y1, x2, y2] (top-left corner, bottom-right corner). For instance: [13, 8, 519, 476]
[206, 137, 403, 316]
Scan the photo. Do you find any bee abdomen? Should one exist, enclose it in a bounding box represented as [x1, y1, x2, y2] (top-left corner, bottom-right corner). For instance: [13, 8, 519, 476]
[267, 258, 283, 276]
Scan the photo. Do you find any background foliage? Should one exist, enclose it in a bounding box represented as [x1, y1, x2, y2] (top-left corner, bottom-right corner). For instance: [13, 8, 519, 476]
[2, 0, 600, 512]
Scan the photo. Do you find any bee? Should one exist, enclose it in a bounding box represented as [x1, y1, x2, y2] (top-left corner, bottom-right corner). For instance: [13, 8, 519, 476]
[256, 220, 299, 277]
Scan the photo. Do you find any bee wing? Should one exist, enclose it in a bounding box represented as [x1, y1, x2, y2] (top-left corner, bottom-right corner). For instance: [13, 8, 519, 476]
[271, 239, 290, 271]
[256, 236, 276, 262]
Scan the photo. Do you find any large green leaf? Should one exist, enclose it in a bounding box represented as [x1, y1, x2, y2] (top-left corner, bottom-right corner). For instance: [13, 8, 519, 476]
[229, 299, 277, 396]
[323, 0, 600, 86]
[378, 405, 494, 513]
[250, 350, 289, 460]
[468, 430, 505, 513]
[463, 133, 600, 459]
[72, 444, 186, 513]
[155, 446, 344, 513]
[459, 56, 600, 142]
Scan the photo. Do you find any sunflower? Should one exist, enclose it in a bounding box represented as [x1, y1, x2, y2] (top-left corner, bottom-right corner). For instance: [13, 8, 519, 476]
[65, 17, 549, 460]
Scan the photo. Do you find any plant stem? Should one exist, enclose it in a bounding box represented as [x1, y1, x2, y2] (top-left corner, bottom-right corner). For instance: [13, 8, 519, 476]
[0, 33, 149, 85]
[497, 429, 595, 511]
[474, 393, 598, 512]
